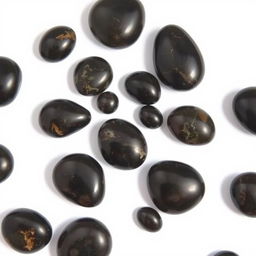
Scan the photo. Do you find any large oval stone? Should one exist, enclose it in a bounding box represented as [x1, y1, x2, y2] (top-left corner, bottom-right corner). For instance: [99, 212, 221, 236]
[53, 154, 105, 207]
[167, 106, 215, 145]
[147, 161, 205, 214]
[98, 119, 147, 170]
[57, 218, 112, 256]
[154, 25, 204, 90]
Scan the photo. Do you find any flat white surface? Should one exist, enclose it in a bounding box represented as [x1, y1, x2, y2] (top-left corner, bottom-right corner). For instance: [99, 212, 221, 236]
[0, 0, 255, 255]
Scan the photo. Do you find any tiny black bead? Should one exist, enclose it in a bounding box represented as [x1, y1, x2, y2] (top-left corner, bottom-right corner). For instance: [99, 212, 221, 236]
[139, 105, 163, 129]
[97, 91, 119, 114]
[0, 145, 14, 183]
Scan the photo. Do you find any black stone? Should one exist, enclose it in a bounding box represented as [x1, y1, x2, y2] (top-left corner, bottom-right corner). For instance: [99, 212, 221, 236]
[214, 251, 238, 256]
[139, 105, 163, 129]
[0, 145, 14, 183]
[57, 218, 112, 256]
[97, 91, 119, 114]
[39, 99, 91, 137]
[125, 72, 161, 104]
[147, 161, 205, 214]
[154, 25, 204, 90]
[233, 87, 256, 134]
[98, 119, 147, 170]
[137, 207, 162, 232]
[1, 208, 52, 253]
[53, 154, 105, 207]
[39, 26, 76, 62]
[0, 57, 21, 106]
[89, 0, 145, 48]
[74, 57, 113, 96]
[231, 172, 256, 217]
[167, 106, 215, 145]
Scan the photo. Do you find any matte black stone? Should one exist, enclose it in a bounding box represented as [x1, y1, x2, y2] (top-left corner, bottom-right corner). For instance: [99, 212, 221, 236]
[231, 172, 256, 217]
[139, 105, 163, 129]
[98, 119, 147, 170]
[233, 87, 256, 134]
[167, 106, 215, 145]
[57, 218, 112, 256]
[125, 72, 161, 104]
[89, 0, 145, 48]
[39, 99, 91, 137]
[154, 25, 204, 90]
[215, 251, 238, 256]
[0, 145, 14, 183]
[97, 91, 119, 114]
[39, 26, 76, 62]
[0, 57, 21, 106]
[74, 57, 113, 96]
[137, 207, 162, 232]
[147, 161, 205, 214]
[53, 154, 105, 207]
[1, 208, 52, 253]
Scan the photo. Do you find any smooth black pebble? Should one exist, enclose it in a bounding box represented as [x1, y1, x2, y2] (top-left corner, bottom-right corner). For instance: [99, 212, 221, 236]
[0, 145, 14, 183]
[53, 154, 105, 207]
[89, 0, 145, 48]
[98, 119, 147, 170]
[231, 172, 256, 217]
[167, 106, 215, 145]
[125, 72, 161, 104]
[137, 207, 162, 232]
[233, 87, 256, 134]
[154, 25, 204, 90]
[74, 57, 113, 96]
[147, 161, 205, 214]
[57, 218, 112, 256]
[139, 105, 163, 129]
[97, 91, 119, 114]
[39, 99, 91, 137]
[39, 26, 76, 62]
[214, 251, 238, 256]
[0, 56, 21, 106]
[1, 208, 52, 253]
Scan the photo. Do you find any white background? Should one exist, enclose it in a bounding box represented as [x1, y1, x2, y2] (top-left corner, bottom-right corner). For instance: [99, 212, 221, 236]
[0, 0, 255, 255]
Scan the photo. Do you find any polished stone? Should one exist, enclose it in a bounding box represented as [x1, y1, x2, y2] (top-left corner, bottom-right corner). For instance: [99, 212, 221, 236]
[215, 251, 238, 256]
[139, 105, 163, 129]
[0, 145, 14, 183]
[97, 91, 119, 114]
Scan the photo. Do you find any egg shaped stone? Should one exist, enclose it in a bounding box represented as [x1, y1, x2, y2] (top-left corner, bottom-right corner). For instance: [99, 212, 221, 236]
[139, 105, 163, 129]
[0, 145, 14, 183]
[97, 91, 119, 114]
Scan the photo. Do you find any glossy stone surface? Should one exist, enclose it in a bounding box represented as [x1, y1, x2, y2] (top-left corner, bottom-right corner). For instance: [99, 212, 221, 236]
[74, 57, 113, 96]
[214, 251, 238, 256]
[89, 0, 145, 48]
[57, 218, 112, 256]
[0, 57, 21, 106]
[147, 161, 205, 214]
[98, 119, 147, 170]
[154, 25, 204, 90]
[167, 106, 215, 145]
[39, 26, 76, 62]
[125, 72, 161, 104]
[137, 207, 162, 232]
[231, 172, 256, 217]
[139, 105, 163, 129]
[53, 154, 105, 207]
[1, 208, 52, 253]
[39, 99, 91, 137]
[97, 91, 119, 114]
[0, 145, 14, 183]
[233, 87, 256, 134]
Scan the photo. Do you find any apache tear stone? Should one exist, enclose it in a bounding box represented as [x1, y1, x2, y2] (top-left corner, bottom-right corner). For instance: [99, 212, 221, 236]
[139, 105, 163, 129]
[97, 91, 119, 114]
[0, 145, 14, 183]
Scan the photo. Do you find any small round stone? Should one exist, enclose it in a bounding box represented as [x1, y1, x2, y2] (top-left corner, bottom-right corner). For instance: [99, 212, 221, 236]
[97, 91, 119, 114]
[214, 251, 238, 256]
[139, 105, 163, 129]
[136, 207, 162, 232]
[74, 57, 113, 96]
[231, 172, 256, 217]
[39, 26, 76, 62]
[0, 145, 14, 183]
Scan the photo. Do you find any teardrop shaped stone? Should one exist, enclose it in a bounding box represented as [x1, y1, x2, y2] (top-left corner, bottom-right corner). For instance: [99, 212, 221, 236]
[57, 218, 112, 256]
[154, 25, 204, 90]
[0, 57, 21, 106]
[147, 161, 205, 214]
[39, 99, 91, 137]
[53, 154, 105, 207]
[98, 119, 147, 170]
[233, 87, 256, 134]
[167, 106, 215, 145]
